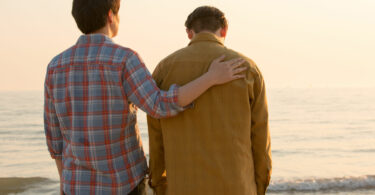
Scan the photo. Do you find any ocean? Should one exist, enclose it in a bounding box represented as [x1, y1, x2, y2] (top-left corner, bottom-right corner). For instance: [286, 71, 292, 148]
[0, 88, 374, 195]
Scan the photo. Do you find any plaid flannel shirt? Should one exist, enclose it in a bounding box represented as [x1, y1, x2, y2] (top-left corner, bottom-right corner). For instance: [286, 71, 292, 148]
[44, 34, 183, 194]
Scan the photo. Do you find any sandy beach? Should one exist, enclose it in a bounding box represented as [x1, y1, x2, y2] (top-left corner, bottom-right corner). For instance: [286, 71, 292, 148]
[0, 177, 153, 195]
[0, 177, 53, 194]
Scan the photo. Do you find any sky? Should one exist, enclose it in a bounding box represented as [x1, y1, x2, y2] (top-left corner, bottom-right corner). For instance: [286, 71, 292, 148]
[0, 0, 374, 91]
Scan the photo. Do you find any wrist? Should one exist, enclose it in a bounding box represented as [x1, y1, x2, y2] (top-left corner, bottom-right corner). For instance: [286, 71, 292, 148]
[203, 71, 217, 87]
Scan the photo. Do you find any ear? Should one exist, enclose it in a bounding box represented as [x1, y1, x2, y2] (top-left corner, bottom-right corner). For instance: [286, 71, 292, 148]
[220, 26, 228, 38]
[186, 28, 194, 40]
[108, 10, 114, 24]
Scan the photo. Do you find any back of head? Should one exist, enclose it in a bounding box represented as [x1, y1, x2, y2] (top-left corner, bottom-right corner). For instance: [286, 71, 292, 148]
[72, 0, 120, 34]
[185, 6, 228, 33]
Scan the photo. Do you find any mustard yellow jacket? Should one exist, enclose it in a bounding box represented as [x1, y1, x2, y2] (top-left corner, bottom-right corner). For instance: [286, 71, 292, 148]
[147, 32, 272, 195]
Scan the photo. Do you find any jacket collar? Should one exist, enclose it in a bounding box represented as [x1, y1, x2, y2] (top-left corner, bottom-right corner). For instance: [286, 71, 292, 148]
[188, 32, 224, 46]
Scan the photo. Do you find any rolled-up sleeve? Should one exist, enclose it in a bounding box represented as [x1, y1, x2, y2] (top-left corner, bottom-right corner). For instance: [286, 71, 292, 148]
[44, 73, 63, 159]
[122, 52, 184, 119]
[250, 69, 272, 195]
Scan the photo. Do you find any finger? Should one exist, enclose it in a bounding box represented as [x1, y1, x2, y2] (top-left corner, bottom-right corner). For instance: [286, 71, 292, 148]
[224, 57, 243, 66]
[230, 59, 246, 69]
[213, 54, 226, 63]
[232, 67, 248, 74]
[229, 58, 246, 67]
[232, 74, 246, 80]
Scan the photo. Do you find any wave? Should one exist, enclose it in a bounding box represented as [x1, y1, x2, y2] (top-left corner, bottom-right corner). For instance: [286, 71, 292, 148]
[268, 175, 375, 193]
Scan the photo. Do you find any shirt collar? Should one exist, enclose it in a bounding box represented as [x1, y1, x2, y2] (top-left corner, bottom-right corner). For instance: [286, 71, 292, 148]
[76, 34, 113, 45]
[188, 32, 224, 46]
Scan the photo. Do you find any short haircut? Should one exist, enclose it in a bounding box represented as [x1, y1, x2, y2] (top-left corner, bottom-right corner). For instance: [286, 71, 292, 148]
[72, 0, 120, 34]
[185, 6, 228, 33]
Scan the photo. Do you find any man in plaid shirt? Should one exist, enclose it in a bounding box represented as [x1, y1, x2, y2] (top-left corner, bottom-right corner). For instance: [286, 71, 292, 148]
[44, 0, 246, 194]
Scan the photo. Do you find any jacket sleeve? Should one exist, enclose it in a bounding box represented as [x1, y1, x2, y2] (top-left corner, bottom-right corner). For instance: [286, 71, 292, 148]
[147, 62, 168, 195]
[147, 115, 167, 195]
[122, 52, 184, 119]
[249, 68, 272, 195]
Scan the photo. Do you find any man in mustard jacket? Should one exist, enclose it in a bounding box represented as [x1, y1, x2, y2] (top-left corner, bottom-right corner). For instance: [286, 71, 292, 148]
[147, 6, 272, 195]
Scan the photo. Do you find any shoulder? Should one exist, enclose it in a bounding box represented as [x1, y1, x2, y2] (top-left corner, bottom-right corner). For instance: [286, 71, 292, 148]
[47, 46, 75, 70]
[104, 42, 143, 64]
[224, 48, 263, 79]
[117, 46, 146, 69]
[154, 47, 189, 74]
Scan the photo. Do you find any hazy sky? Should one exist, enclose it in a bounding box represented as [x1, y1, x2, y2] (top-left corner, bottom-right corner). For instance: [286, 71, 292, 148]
[0, 0, 374, 91]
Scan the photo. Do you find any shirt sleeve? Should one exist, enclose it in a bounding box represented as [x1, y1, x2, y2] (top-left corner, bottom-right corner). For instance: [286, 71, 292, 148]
[249, 68, 272, 195]
[122, 52, 184, 119]
[44, 72, 63, 159]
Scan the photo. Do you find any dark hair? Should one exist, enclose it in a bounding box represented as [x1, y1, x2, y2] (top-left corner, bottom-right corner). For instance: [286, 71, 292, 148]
[72, 0, 120, 34]
[185, 6, 228, 33]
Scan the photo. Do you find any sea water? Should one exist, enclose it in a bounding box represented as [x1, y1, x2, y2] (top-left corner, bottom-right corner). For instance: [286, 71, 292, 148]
[0, 88, 374, 194]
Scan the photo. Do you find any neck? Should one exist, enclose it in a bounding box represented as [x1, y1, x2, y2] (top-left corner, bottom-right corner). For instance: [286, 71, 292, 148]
[92, 26, 113, 38]
[194, 31, 224, 41]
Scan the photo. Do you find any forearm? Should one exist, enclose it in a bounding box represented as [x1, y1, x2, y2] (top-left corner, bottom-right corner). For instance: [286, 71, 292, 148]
[55, 158, 63, 178]
[177, 72, 215, 107]
[55, 158, 64, 195]
[140, 55, 245, 117]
